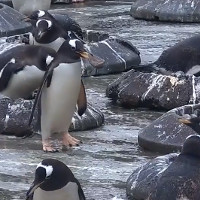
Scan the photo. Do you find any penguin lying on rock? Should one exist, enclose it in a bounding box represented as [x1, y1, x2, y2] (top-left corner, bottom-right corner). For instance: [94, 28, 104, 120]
[26, 159, 86, 200]
[28, 38, 104, 152]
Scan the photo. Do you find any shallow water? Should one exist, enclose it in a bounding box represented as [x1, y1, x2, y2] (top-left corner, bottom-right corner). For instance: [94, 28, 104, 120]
[0, 1, 199, 200]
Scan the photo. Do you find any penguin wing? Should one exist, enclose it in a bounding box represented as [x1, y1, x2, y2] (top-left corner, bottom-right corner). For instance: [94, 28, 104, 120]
[77, 79, 87, 116]
[0, 62, 23, 92]
[75, 179, 86, 200]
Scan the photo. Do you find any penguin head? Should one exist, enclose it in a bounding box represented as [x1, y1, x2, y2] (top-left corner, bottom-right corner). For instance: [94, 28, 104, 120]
[181, 135, 200, 158]
[34, 19, 53, 41]
[62, 38, 104, 68]
[26, 159, 75, 199]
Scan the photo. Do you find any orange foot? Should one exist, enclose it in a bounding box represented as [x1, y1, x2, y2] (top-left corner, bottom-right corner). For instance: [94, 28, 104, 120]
[62, 133, 81, 147]
[42, 139, 62, 152]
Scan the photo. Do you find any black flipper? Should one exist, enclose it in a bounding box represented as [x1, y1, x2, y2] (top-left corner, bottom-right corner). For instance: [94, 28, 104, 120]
[77, 79, 87, 116]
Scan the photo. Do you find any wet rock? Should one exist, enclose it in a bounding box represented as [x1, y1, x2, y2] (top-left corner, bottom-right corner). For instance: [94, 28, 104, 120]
[12, 0, 51, 15]
[127, 135, 200, 200]
[126, 153, 178, 200]
[134, 35, 200, 76]
[82, 37, 141, 76]
[106, 70, 200, 110]
[0, 95, 104, 137]
[0, 3, 31, 37]
[0, 0, 12, 7]
[138, 104, 200, 153]
[130, 0, 200, 23]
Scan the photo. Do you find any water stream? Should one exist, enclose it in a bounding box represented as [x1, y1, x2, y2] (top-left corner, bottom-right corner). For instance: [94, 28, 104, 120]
[0, 1, 199, 199]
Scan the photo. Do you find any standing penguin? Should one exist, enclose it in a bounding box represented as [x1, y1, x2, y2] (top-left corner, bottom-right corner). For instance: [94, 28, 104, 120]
[0, 45, 56, 99]
[26, 159, 86, 200]
[29, 38, 103, 152]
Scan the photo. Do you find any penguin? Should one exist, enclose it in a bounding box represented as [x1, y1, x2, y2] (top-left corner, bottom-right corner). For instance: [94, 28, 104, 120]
[26, 159, 86, 200]
[179, 109, 200, 134]
[29, 38, 103, 152]
[133, 35, 200, 77]
[25, 10, 83, 39]
[148, 135, 200, 200]
[24, 10, 83, 51]
[0, 45, 56, 99]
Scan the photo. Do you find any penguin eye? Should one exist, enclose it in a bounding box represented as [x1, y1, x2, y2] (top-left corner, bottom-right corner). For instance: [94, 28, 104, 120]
[71, 46, 76, 50]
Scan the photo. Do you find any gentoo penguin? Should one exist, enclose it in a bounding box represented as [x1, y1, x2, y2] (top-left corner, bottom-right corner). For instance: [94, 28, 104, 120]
[25, 10, 83, 39]
[0, 45, 56, 99]
[179, 109, 200, 134]
[24, 10, 83, 51]
[26, 159, 86, 200]
[29, 38, 103, 152]
[148, 135, 200, 200]
[133, 35, 200, 77]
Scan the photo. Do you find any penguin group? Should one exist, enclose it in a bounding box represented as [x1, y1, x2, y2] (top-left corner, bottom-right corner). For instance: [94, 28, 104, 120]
[0, 10, 104, 152]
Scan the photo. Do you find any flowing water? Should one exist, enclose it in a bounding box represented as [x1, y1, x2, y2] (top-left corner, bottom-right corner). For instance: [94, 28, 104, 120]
[0, 1, 200, 200]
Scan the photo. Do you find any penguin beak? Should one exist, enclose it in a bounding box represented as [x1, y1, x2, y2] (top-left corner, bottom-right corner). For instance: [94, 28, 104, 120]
[78, 51, 105, 68]
[179, 118, 192, 124]
[22, 16, 31, 22]
[26, 181, 44, 200]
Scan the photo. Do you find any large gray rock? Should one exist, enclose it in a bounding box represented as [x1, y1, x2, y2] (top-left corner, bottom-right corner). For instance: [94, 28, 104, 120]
[82, 37, 141, 76]
[0, 3, 31, 37]
[130, 0, 200, 23]
[106, 70, 200, 110]
[138, 104, 200, 153]
[0, 0, 12, 7]
[0, 95, 104, 137]
[126, 153, 178, 200]
[127, 135, 200, 200]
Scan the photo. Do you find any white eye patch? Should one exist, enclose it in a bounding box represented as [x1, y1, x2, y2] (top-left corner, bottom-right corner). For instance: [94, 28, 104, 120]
[36, 19, 52, 29]
[37, 162, 53, 177]
[38, 10, 45, 17]
[69, 39, 79, 48]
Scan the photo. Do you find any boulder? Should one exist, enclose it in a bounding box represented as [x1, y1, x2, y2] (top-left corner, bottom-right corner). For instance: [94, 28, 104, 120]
[130, 0, 200, 23]
[138, 104, 200, 153]
[127, 135, 200, 200]
[0, 3, 31, 37]
[0, 95, 104, 137]
[106, 70, 200, 110]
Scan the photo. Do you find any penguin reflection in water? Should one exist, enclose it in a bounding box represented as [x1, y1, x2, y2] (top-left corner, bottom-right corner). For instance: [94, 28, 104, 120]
[29, 38, 103, 152]
[26, 159, 85, 200]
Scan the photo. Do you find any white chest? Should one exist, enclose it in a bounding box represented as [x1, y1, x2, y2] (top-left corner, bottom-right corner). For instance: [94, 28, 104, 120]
[33, 182, 80, 200]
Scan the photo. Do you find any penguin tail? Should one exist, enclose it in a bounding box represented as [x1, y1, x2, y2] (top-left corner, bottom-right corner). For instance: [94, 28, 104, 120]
[132, 63, 159, 73]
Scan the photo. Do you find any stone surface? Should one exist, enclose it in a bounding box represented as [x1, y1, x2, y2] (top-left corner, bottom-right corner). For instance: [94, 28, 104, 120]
[106, 70, 200, 110]
[130, 0, 200, 23]
[12, 0, 51, 15]
[0, 0, 12, 7]
[82, 37, 141, 76]
[138, 104, 200, 153]
[126, 153, 178, 200]
[0, 3, 31, 37]
[0, 95, 104, 137]
[127, 137, 200, 200]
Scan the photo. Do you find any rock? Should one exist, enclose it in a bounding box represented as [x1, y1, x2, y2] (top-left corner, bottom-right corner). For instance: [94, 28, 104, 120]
[106, 70, 200, 110]
[51, 0, 84, 3]
[126, 153, 178, 200]
[134, 35, 200, 76]
[0, 3, 31, 37]
[127, 135, 200, 200]
[130, 0, 200, 23]
[12, 0, 51, 15]
[82, 37, 141, 76]
[0, 95, 104, 137]
[138, 104, 200, 153]
[0, 0, 12, 7]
